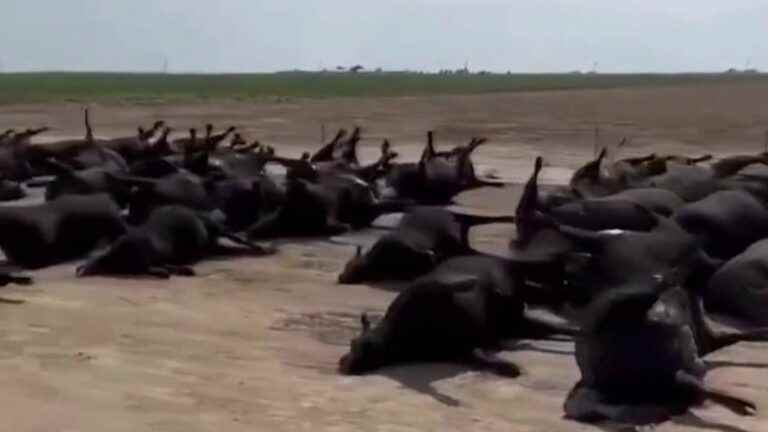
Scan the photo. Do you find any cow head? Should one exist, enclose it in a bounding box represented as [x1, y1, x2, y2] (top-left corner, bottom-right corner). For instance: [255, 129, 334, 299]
[337, 245, 368, 284]
[337, 239, 437, 284]
[338, 313, 388, 375]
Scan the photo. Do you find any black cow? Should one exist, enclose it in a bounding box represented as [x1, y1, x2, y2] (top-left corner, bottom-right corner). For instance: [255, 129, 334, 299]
[42, 154, 128, 203]
[77, 206, 274, 278]
[95, 120, 164, 163]
[0, 127, 49, 181]
[639, 154, 768, 202]
[338, 207, 513, 284]
[383, 132, 504, 205]
[565, 274, 764, 426]
[674, 190, 768, 259]
[107, 170, 217, 224]
[594, 188, 685, 217]
[246, 159, 409, 239]
[705, 239, 768, 325]
[0, 193, 126, 268]
[339, 255, 576, 375]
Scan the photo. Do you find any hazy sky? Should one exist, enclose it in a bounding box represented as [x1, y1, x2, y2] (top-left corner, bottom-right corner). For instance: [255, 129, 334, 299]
[2, 0, 766, 73]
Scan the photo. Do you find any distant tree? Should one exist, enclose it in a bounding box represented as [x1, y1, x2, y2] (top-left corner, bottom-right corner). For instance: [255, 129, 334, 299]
[336, 66, 347, 71]
[350, 65, 364, 73]
[725, 68, 761, 75]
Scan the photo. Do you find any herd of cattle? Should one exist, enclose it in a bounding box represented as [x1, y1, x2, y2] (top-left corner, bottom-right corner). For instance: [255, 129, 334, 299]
[3, 109, 768, 427]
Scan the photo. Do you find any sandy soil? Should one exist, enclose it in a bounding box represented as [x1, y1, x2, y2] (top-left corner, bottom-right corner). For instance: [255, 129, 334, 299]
[1, 82, 768, 431]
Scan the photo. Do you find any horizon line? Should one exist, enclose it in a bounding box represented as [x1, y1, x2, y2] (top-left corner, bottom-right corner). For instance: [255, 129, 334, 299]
[0, 69, 764, 76]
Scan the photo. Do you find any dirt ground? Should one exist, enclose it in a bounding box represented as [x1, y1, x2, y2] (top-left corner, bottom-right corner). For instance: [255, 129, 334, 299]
[2, 82, 768, 431]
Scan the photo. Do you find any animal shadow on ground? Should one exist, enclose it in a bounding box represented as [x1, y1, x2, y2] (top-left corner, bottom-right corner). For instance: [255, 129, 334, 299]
[589, 411, 752, 432]
[272, 310, 480, 407]
[593, 422, 655, 432]
[270, 310, 384, 347]
[501, 339, 575, 356]
[707, 359, 768, 370]
[0, 261, 21, 273]
[0, 258, 79, 275]
[672, 411, 753, 432]
[202, 243, 273, 262]
[378, 362, 472, 407]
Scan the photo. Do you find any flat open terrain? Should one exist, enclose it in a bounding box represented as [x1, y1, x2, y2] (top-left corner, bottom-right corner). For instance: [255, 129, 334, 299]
[1, 71, 767, 104]
[1, 81, 768, 431]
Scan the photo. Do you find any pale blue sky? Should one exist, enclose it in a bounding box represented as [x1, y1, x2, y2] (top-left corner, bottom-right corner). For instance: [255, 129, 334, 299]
[1, 0, 766, 73]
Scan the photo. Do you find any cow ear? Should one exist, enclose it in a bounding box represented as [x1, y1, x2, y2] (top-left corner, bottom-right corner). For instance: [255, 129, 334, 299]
[360, 313, 371, 332]
[355, 245, 362, 257]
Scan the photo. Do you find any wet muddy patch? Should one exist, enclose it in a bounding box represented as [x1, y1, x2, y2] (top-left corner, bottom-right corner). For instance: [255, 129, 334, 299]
[291, 251, 344, 274]
[205, 268, 290, 292]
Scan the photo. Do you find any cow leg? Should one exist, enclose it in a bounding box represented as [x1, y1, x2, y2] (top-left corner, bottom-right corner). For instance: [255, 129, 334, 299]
[675, 371, 756, 416]
[218, 230, 276, 256]
[164, 265, 196, 277]
[146, 266, 171, 279]
[710, 155, 768, 179]
[199, 213, 275, 255]
[371, 198, 413, 216]
[0, 297, 25, 305]
[702, 326, 768, 356]
[620, 153, 657, 166]
[564, 382, 617, 422]
[245, 209, 284, 239]
[564, 381, 673, 425]
[464, 179, 507, 191]
[451, 212, 515, 248]
[324, 213, 352, 235]
[519, 309, 580, 338]
[689, 291, 768, 356]
[466, 349, 521, 378]
[24, 176, 55, 188]
[0, 273, 33, 286]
